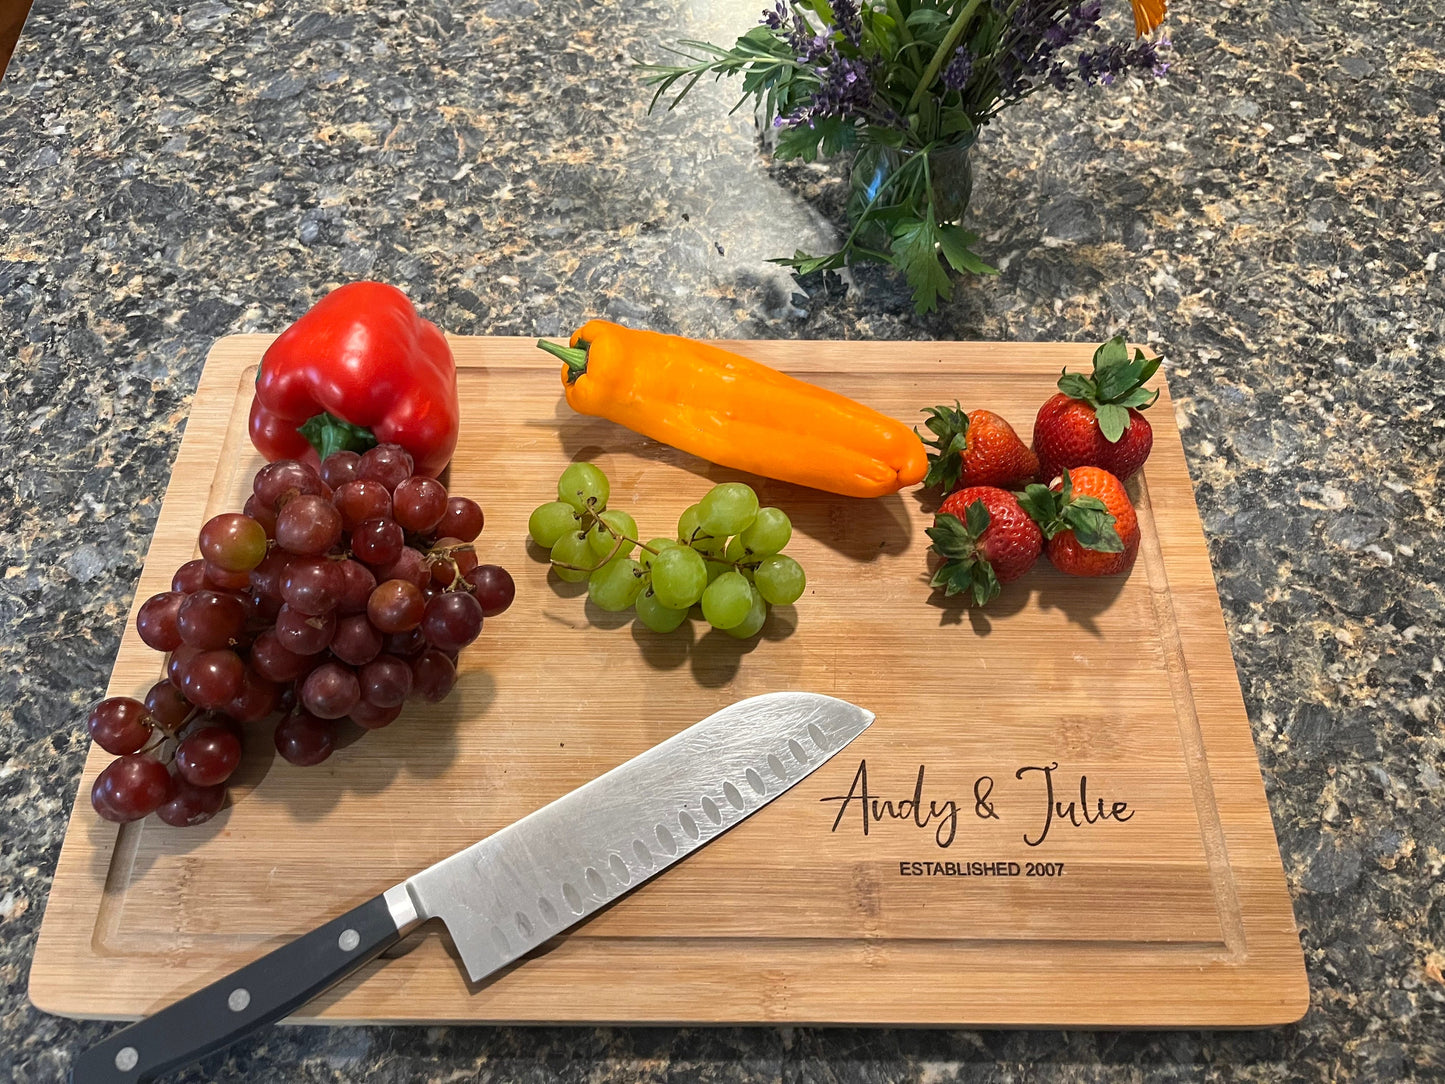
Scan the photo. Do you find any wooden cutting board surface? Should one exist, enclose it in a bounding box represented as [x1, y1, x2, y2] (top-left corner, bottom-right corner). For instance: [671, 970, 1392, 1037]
[29, 335, 1307, 1027]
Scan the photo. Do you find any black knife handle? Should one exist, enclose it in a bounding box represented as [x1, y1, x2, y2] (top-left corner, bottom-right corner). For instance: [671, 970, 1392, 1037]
[70, 892, 406, 1084]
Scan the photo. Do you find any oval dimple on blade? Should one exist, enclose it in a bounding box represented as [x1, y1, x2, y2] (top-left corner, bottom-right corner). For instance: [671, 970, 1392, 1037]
[408, 692, 873, 982]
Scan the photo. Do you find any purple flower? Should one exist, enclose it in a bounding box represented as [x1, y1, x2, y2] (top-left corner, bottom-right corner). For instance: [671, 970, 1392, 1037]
[761, 2, 787, 31]
[830, 0, 863, 48]
[943, 47, 974, 92]
[1076, 34, 1171, 86]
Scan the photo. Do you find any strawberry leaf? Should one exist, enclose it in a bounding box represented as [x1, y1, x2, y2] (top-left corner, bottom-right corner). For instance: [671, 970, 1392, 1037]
[918, 403, 970, 490]
[1117, 387, 1160, 409]
[1095, 403, 1130, 442]
[1136, 350, 1163, 384]
[1015, 482, 1065, 538]
[1094, 335, 1130, 370]
[924, 512, 975, 559]
[1057, 372, 1096, 401]
[964, 497, 990, 537]
[1060, 495, 1123, 552]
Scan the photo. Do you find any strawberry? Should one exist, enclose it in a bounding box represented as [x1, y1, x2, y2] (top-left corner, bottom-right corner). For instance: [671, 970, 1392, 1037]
[920, 404, 1039, 491]
[926, 486, 1043, 605]
[1033, 335, 1161, 481]
[1018, 466, 1139, 577]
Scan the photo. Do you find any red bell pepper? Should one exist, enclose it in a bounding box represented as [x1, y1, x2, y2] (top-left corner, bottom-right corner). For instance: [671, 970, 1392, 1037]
[248, 282, 460, 477]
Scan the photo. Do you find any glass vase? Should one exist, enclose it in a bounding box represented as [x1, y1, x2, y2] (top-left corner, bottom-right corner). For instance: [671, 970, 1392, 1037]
[846, 133, 977, 250]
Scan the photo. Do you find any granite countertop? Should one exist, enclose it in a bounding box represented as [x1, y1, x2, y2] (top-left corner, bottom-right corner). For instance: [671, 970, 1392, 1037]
[2, 0, 1442, 1080]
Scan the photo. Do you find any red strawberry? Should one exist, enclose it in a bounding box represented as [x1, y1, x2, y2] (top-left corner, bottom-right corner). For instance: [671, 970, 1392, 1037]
[927, 486, 1043, 605]
[1019, 466, 1139, 577]
[1033, 335, 1160, 481]
[920, 404, 1039, 491]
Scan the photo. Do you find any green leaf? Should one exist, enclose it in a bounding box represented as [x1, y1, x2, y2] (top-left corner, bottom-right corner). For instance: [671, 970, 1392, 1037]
[905, 8, 950, 32]
[1117, 387, 1159, 409]
[963, 497, 990, 538]
[891, 212, 953, 314]
[1093, 335, 1130, 370]
[970, 560, 1001, 606]
[1095, 403, 1129, 443]
[1015, 482, 1064, 537]
[1061, 496, 1123, 552]
[918, 402, 971, 490]
[1137, 350, 1163, 384]
[924, 513, 974, 560]
[1057, 372, 1095, 401]
[937, 224, 992, 275]
[938, 109, 976, 139]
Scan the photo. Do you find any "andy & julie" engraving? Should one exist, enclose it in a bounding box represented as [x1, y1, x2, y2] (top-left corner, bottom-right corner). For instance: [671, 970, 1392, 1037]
[819, 759, 1135, 848]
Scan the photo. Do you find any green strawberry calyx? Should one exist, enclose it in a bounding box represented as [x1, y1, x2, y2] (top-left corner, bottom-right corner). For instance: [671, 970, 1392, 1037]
[1057, 335, 1163, 443]
[918, 402, 970, 491]
[1015, 473, 1124, 553]
[925, 498, 1001, 606]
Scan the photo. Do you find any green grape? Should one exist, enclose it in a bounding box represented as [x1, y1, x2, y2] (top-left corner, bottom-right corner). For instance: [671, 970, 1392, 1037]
[698, 482, 759, 536]
[704, 559, 731, 584]
[638, 538, 680, 570]
[739, 507, 792, 555]
[636, 588, 689, 633]
[586, 509, 637, 558]
[650, 545, 708, 609]
[588, 557, 645, 612]
[529, 501, 579, 548]
[558, 463, 609, 513]
[725, 536, 748, 563]
[550, 531, 598, 583]
[724, 585, 768, 640]
[701, 571, 752, 630]
[755, 554, 806, 605]
[677, 504, 713, 546]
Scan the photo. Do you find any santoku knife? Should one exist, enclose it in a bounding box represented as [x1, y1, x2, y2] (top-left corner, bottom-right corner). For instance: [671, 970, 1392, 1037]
[72, 691, 873, 1083]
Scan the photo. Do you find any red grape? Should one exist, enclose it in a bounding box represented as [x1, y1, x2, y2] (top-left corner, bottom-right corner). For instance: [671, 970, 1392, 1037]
[439, 497, 484, 542]
[136, 591, 186, 651]
[374, 546, 429, 589]
[167, 644, 202, 689]
[393, 477, 448, 534]
[203, 561, 253, 591]
[464, 564, 515, 616]
[351, 517, 404, 566]
[358, 443, 414, 490]
[332, 480, 392, 530]
[157, 779, 227, 827]
[274, 709, 335, 766]
[87, 697, 153, 756]
[248, 549, 291, 599]
[250, 629, 315, 682]
[275, 494, 343, 556]
[336, 559, 376, 615]
[254, 459, 328, 511]
[420, 592, 484, 653]
[359, 654, 413, 708]
[330, 614, 383, 667]
[384, 628, 427, 659]
[320, 450, 362, 488]
[243, 494, 278, 538]
[181, 649, 246, 709]
[275, 604, 336, 655]
[248, 592, 283, 624]
[199, 513, 268, 572]
[177, 590, 247, 650]
[224, 668, 280, 722]
[92, 755, 174, 822]
[411, 649, 457, 702]
[175, 726, 243, 787]
[280, 556, 345, 616]
[349, 701, 402, 730]
[172, 560, 207, 594]
[368, 580, 425, 633]
[300, 662, 361, 719]
[144, 679, 194, 731]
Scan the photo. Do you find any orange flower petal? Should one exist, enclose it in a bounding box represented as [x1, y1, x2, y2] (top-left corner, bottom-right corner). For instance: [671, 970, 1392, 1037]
[1130, 0, 1168, 37]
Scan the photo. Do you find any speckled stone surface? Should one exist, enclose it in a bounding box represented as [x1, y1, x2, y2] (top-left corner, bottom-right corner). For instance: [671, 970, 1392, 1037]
[2, 0, 1442, 1080]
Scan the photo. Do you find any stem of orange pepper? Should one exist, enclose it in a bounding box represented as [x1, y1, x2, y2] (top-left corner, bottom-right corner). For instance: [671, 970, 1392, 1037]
[536, 338, 590, 382]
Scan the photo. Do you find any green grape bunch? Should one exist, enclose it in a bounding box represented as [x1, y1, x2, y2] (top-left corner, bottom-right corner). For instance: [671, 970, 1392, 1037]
[528, 466, 806, 640]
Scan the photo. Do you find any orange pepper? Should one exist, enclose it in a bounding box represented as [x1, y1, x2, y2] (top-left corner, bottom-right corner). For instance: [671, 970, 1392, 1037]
[538, 320, 926, 499]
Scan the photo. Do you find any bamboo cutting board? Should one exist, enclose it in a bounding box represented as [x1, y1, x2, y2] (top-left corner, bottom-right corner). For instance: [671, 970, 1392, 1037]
[30, 335, 1307, 1027]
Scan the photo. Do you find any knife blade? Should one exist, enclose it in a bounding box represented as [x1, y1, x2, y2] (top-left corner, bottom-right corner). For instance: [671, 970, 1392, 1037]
[71, 691, 873, 1083]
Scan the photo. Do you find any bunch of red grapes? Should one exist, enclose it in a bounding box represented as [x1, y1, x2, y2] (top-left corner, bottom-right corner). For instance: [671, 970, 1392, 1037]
[86, 444, 515, 828]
